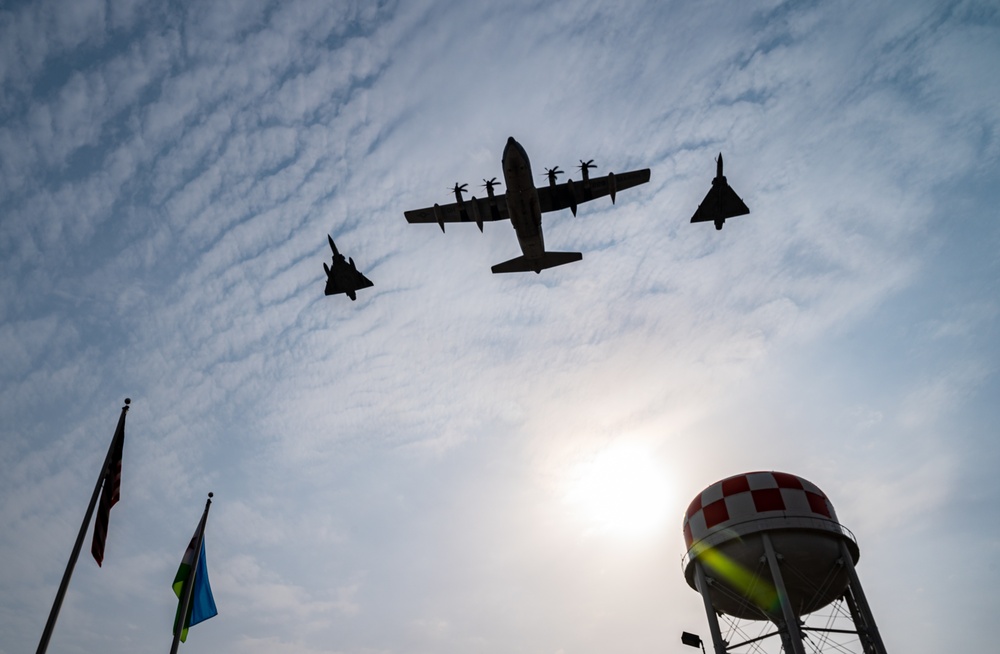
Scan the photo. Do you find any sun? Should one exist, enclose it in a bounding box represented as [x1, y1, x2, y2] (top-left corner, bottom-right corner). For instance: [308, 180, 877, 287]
[565, 442, 673, 539]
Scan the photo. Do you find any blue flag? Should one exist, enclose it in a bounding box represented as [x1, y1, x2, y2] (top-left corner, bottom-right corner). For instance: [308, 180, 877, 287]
[173, 534, 218, 641]
[190, 540, 217, 627]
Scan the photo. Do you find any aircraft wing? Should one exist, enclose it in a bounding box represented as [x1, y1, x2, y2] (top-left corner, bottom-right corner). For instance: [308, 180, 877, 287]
[691, 183, 750, 223]
[538, 168, 651, 214]
[324, 274, 374, 297]
[324, 277, 341, 296]
[404, 195, 510, 225]
[324, 263, 375, 297]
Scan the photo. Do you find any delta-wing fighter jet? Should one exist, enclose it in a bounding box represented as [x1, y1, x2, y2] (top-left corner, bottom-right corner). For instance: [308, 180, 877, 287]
[404, 137, 651, 274]
[323, 235, 374, 301]
[690, 153, 750, 230]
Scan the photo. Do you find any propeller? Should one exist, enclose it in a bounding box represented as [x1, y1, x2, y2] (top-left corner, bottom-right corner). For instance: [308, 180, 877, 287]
[578, 159, 596, 174]
[481, 177, 500, 194]
[451, 182, 468, 201]
[543, 166, 563, 186]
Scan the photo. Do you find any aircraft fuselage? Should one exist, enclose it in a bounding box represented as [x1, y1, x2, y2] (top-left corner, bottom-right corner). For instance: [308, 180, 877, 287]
[501, 137, 545, 258]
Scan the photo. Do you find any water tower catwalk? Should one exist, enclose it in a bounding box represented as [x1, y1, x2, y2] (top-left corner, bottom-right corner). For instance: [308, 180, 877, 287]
[682, 472, 888, 654]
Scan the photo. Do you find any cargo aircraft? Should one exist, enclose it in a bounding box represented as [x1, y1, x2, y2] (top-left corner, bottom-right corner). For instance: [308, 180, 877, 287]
[323, 235, 374, 300]
[404, 137, 650, 273]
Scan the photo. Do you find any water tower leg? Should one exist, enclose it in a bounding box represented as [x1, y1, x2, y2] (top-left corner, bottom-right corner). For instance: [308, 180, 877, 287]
[761, 533, 807, 654]
[844, 586, 878, 654]
[839, 540, 888, 654]
[693, 559, 728, 654]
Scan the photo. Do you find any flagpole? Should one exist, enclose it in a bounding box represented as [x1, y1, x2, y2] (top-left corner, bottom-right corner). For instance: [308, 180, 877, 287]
[170, 493, 213, 654]
[37, 398, 130, 654]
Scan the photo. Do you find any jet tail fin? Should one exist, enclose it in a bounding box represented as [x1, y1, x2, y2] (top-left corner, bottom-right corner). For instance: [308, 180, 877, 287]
[491, 251, 582, 274]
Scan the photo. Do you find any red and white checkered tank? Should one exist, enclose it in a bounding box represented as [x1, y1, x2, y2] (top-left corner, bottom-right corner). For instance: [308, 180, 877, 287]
[683, 471, 839, 549]
[682, 471, 859, 620]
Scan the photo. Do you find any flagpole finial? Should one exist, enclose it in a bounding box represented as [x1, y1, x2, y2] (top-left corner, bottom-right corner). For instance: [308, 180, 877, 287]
[208, 492, 214, 499]
[124, 398, 130, 404]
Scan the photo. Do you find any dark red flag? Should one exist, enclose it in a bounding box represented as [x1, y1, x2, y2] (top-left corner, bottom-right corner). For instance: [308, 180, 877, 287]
[91, 415, 125, 566]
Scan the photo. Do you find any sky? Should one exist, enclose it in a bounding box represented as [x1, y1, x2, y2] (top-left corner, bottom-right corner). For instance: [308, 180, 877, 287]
[1, 0, 998, 652]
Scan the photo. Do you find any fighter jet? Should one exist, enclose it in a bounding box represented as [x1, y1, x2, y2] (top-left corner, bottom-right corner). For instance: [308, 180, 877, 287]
[404, 137, 651, 274]
[690, 153, 750, 230]
[323, 235, 374, 301]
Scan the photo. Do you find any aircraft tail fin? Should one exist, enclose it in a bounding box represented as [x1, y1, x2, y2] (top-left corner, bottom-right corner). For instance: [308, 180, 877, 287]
[491, 251, 582, 274]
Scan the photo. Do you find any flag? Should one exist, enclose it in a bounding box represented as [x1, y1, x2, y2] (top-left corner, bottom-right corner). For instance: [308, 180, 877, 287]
[91, 410, 126, 566]
[172, 521, 217, 642]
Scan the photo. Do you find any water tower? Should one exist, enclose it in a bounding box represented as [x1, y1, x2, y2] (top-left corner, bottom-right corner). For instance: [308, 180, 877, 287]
[681, 471, 887, 654]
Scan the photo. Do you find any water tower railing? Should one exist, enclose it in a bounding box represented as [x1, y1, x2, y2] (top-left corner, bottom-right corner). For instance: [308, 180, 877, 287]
[681, 517, 858, 572]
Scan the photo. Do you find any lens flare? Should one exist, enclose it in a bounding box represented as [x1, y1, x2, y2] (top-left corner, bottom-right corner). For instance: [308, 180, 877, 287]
[691, 541, 779, 615]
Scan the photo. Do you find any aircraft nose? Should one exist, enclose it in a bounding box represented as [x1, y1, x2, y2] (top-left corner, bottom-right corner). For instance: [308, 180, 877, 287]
[503, 137, 517, 156]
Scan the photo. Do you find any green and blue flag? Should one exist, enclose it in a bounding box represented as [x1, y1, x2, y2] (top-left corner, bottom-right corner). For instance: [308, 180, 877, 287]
[172, 525, 217, 642]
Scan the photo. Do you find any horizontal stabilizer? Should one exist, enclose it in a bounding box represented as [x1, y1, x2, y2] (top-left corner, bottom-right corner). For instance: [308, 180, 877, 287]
[491, 251, 582, 274]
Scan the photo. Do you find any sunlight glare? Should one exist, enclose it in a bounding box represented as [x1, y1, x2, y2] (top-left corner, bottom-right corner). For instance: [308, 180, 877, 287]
[565, 442, 673, 540]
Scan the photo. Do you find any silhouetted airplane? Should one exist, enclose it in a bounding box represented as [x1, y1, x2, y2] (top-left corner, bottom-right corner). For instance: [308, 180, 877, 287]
[690, 153, 750, 230]
[404, 137, 651, 273]
[323, 235, 373, 301]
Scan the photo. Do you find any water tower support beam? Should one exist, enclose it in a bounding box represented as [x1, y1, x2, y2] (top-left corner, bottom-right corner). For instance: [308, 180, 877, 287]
[839, 540, 888, 654]
[693, 560, 729, 654]
[761, 532, 807, 654]
[843, 587, 877, 654]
